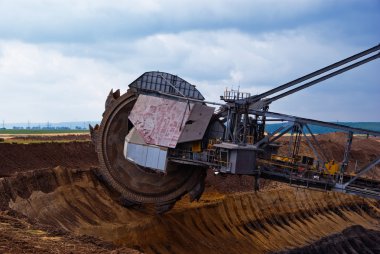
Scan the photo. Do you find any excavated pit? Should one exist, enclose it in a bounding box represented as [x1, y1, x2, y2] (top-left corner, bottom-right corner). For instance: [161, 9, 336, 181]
[1, 166, 380, 253]
[0, 134, 380, 253]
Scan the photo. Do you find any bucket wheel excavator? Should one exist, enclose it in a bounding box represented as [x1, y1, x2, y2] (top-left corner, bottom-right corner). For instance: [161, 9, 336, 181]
[91, 44, 380, 213]
[91, 84, 208, 213]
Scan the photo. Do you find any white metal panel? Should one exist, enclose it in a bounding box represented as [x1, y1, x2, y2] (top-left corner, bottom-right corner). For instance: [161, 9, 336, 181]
[126, 143, 147, 164]
[157, 148, 167, 170]
[124, 142, 168, 172]
[146, 146, 160, 169]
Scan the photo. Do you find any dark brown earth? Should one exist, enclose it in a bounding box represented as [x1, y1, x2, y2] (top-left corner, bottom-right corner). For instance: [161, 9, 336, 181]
[277, 225, 380, 254]
[0, 211, 141, 254]
[7, 134, 91, 142]
[0, 142, 97, 177]
[0, 133, 379, 253]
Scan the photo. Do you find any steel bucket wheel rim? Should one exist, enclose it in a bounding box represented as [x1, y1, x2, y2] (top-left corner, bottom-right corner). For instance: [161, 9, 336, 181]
[96, 90, 206, 204]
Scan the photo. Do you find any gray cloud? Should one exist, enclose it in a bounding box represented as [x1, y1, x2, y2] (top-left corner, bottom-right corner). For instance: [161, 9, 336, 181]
[0, 0, 379, 123]
[0, 0, 345, 42]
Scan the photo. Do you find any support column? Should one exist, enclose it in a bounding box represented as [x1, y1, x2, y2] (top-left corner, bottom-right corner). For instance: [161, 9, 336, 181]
[339, 131, 353, 184]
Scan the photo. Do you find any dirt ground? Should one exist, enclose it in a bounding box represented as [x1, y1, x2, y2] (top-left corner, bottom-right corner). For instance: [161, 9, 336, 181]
[0, 133, 90, 141]
[0, 211, 141, 254]
[0, 133, 379, 253]
[278, 132, 380, 177]
[0, 141, 97, 177]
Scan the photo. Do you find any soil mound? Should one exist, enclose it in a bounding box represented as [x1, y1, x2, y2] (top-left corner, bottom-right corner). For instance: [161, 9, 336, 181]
[278, 225, 380, 254]
[205, 169, 285, 193]
[0, 211, 141, 254]
[2, 167, 380, 254]
[278, 132, 380, 177]
[0, 136, 379, 253]
[315, 133, 380, 165]
[0, 142, 97, 176]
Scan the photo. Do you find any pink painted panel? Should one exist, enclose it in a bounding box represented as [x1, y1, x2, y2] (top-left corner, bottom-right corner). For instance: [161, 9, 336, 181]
[128, 94, 193, 148]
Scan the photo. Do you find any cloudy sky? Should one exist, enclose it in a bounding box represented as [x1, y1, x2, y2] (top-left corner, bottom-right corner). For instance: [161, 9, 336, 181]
[0, 0, 379, 123]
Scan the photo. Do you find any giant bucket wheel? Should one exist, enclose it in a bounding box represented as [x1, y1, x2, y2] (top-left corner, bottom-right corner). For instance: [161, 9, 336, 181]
[92, 89, 206, 213]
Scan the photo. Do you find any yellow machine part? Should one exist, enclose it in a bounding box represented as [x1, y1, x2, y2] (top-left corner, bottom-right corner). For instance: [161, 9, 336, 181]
[325, 161, 340, 175]
[271, 155, 295, 164]
[192, 141, 202, 152]
[207, 139, 215, 149]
